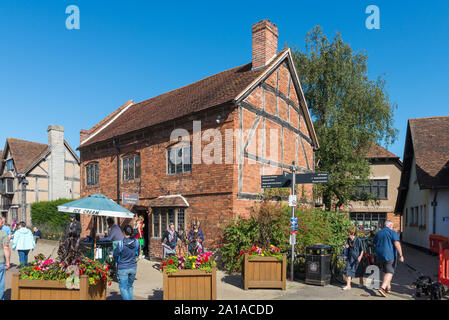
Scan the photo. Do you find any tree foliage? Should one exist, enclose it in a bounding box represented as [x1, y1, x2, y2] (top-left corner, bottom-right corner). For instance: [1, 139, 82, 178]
[291, 26, 397, 210]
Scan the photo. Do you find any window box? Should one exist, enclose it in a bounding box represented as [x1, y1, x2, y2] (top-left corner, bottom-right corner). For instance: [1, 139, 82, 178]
[242, 253, 287, 290]
[11, 274, 106, 300]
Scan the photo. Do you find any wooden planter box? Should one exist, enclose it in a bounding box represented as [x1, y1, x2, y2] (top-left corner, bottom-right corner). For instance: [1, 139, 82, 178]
[242, 253, 287, 290]
[163, 266, 216, 300]
[11, 273, 107, 300]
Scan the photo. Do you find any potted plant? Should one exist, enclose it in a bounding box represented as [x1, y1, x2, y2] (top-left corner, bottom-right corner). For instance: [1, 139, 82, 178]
[161, 252, 217, 300]
[239, 245, 286, 290]
[11, 237, 111, 300]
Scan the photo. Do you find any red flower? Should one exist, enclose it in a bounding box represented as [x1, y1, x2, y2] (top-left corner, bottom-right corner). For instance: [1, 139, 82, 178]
[249, 252, 252, 255]
[204, 257, 209, 262]
[169, 260, 174, 265]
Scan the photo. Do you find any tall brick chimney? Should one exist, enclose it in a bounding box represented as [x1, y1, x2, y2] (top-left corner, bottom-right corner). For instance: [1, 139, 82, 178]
[47, 125, 66, 200]
[252, 19, 279, 70]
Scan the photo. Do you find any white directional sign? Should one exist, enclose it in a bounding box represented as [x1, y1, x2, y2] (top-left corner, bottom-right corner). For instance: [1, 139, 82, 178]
[289, 195, 297, 207]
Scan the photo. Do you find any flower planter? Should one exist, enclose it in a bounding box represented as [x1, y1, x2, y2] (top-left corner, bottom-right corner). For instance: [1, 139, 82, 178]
[11, 273, 106, 300]
[163, 265, 216, 300]
[242, 253, 287, 290]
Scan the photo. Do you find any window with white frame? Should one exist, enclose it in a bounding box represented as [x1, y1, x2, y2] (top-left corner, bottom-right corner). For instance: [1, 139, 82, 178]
[122, 155, 141, 181]
[152, 208, 186, 238]
[167, 146, 191, 175]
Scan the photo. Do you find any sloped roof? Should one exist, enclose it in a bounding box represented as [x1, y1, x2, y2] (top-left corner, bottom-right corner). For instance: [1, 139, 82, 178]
[365, 143, 400, 159]
[409, 116, 449, 188]
[6, 138, 49, 173]
[148, 195, 189, 208]
[79, 50, 289, 148]
[395, 116, 449, 213]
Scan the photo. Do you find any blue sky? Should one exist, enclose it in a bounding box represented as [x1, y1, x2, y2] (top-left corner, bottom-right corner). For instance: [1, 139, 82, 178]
[1, 0, 448, 159]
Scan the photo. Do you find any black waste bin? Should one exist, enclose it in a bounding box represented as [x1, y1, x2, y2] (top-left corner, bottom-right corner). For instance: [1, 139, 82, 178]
[305, 244, 331, 286]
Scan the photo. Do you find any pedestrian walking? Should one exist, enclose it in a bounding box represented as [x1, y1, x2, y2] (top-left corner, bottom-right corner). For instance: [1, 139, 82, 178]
[161, 223, 178, 258]
[0, 227, 10, 300]
[113, 225, 140, 300]
[11, 222, 35, 266]
[374, 220, 404, 297]
[0, 218, 12, 239]
[342, 228, 365, 290]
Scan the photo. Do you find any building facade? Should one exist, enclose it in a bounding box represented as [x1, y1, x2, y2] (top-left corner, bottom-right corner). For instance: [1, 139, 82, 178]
[78, 20, 319, 258]
[395, 116, 449, 249]
[0, 125, 80, 226]
[345, 143, 402, 232]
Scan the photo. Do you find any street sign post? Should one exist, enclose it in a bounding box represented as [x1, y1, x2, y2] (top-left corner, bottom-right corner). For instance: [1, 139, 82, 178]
[261, 167, 329, 282]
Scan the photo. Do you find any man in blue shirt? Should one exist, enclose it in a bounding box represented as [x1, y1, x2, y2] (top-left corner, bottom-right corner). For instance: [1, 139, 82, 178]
[374, 220, 404, 297]
[99, 217, 124, 242]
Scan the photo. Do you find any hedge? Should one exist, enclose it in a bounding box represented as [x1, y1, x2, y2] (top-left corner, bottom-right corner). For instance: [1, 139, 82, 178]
[31, 198, 79, 229]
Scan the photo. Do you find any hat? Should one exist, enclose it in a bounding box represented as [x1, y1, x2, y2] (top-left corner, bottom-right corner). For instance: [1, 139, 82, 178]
[69, 214, 76, 218]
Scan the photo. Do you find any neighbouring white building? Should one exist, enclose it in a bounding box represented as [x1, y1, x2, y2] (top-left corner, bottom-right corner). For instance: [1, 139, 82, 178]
[395, 116, 449, 249]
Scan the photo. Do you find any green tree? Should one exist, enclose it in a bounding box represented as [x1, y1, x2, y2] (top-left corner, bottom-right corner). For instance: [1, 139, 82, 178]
[291, 26, 397, 210]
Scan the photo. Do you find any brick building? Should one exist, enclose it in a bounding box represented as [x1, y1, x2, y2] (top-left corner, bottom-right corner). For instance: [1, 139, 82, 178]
[78, 20, 319, 258]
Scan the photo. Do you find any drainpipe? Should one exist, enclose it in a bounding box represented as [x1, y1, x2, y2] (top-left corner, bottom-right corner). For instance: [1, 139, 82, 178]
[431, 188, 438, 235]
[113, 138, 121, 226]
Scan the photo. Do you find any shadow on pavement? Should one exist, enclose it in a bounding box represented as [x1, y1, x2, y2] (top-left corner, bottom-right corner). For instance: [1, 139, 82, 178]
[220, 274, 243, 289]
[147, 289, 163, 300]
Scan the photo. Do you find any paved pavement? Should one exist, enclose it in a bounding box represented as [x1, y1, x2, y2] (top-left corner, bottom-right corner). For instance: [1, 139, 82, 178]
[3, 240, 447, 300]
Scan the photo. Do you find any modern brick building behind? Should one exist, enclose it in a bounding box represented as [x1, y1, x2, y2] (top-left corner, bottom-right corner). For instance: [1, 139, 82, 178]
[78, 20, 319, 259]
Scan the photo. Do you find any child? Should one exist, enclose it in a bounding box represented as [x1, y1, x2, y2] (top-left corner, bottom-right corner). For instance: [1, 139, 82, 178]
[343, 228, 365, 290]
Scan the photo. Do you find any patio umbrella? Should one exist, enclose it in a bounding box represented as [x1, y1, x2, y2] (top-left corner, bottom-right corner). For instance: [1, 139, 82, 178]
[58, 193, 135, 259]
[57, 193, 134, 218]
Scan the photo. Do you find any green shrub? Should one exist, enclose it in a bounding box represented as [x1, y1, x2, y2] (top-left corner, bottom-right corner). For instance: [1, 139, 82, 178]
[218, 201, 354, 273]
[31, 198, 78, 231]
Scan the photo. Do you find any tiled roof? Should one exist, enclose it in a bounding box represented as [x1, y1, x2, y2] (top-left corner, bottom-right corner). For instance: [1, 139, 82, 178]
[365, 143, 399, 159]
[148, 195, 189, 207]
[6, 138, 49, 173]
[409, 116, 449, 188]
[79, 51, 289, 148]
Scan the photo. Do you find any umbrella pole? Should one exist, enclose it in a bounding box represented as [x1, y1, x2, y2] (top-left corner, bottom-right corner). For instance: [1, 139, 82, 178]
[94, 216, 97, 261]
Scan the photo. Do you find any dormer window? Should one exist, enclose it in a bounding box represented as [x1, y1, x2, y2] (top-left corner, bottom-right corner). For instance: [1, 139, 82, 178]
[6, 159, 14, 171]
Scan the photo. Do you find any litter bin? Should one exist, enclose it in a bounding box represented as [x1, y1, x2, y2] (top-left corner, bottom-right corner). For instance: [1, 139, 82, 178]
[305, 244, 331, 286]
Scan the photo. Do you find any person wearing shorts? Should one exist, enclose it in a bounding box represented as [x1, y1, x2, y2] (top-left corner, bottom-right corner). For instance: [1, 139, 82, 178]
[374, 220, 404, 297]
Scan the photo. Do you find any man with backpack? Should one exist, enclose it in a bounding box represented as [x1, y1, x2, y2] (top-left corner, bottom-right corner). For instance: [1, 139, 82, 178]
[113, 225, 140, 300]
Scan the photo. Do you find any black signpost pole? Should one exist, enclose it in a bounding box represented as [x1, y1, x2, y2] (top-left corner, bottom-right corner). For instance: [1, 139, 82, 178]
[290, 161, 296, 283]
